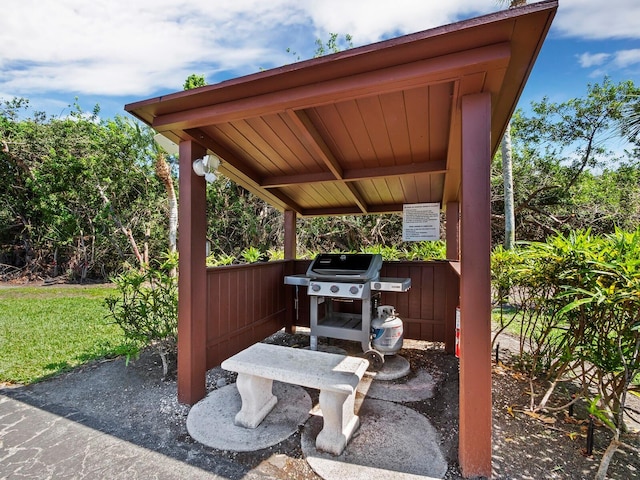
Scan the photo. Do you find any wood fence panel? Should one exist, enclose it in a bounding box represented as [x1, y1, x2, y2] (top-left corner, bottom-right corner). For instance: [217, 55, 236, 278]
[204, 259, 459, 369]
[205, 261, 287, 369]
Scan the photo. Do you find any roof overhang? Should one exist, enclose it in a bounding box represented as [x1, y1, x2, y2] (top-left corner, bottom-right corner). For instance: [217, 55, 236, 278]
[126, 1, 557, 217]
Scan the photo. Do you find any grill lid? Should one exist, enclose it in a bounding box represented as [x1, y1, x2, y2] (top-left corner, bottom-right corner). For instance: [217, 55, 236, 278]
[306, 253, 383, 281]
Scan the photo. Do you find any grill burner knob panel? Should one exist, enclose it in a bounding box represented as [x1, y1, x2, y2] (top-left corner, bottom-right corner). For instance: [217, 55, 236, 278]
[308, 280, 370, 299]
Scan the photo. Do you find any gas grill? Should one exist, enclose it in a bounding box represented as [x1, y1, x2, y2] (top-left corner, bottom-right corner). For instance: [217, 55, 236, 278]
[284, 253, 411, 364]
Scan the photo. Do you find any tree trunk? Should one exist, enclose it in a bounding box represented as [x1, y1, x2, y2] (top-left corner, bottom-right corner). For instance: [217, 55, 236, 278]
[155, 153, 178, 253]
[155, 152, 178, 277]
[97, 184, 144, 268]
[595, 437, 620, 480]
[502, 120, 516, 249]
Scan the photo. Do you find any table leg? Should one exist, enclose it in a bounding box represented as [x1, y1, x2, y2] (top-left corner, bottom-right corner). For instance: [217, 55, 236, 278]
[315, 389, 360, 455]
[233, 373, 278, 428]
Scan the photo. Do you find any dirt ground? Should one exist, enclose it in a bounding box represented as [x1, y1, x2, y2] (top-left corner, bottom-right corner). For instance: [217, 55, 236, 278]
[489, 345, 640, 480]
[2, 327, 639, 479]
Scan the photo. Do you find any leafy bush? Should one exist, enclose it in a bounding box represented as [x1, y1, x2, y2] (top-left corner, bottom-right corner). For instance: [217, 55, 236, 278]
[404, 240, 446, 261]
[491, 229, 640, 477]
[206, 253, 235, 267]
[241, 246, 263, 263]
[104, 253, 178, 377]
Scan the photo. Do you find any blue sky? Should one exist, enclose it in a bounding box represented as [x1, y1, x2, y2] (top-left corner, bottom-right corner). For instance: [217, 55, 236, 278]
[1, 0, 638, 122]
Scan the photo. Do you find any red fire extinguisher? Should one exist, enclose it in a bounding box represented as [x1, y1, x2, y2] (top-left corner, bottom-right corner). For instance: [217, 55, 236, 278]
[455, 306, 461, 358]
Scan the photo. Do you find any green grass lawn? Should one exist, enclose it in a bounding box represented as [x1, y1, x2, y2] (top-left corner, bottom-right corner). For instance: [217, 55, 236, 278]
[0, 284, 127, 385]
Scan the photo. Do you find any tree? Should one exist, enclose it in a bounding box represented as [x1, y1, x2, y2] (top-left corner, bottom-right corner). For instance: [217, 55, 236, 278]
[313, 33, 353, 57]
[497, 0, 527, 250]
[492, 78, 640, 241]
[621, 94, 640, 141]
[0, 100, 167, 279]
[183, 74, 206, 90]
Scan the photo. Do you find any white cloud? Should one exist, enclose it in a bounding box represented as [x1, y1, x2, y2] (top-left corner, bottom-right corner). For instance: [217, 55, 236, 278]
[576, 49, 640, 78]
[300, 0, 491, 44]
[555, 0, 640, 39]
[613, 49, 640, 68]
[1, 0, 637, 113]
[577, 52, 611, 68]
[0, 0, 310, 96]
[0, 0, 501, 99]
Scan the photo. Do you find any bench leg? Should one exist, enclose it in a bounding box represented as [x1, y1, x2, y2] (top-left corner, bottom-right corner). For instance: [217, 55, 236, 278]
[233, 373, 278, 429]
[315, 389, 360, 456]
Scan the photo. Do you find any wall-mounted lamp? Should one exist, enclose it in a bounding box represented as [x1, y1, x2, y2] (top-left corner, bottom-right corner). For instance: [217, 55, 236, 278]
[192, 154, 221, 183]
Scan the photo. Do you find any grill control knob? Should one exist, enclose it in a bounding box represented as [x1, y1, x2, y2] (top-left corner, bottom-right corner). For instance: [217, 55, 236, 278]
[330, 285, 339, 293]
[311, 284, 321, 292]
[373, 282, 381, 290]
[349, 285, 359, 294]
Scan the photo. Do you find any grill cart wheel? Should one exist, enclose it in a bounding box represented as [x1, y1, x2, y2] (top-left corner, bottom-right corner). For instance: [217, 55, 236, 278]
[364, 349, 384, 371]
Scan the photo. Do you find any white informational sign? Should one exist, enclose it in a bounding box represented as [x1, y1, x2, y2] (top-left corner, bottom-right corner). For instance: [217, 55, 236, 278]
[402, 203, 440, 241]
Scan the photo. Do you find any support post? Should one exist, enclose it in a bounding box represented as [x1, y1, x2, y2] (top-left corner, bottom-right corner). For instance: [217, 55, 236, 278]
[283, 209, 298, 333]
[459, 93, 492, 478]
[177, 140, 208, 405]
[283, 210, 297, 260]
[446, 201, 460, 261]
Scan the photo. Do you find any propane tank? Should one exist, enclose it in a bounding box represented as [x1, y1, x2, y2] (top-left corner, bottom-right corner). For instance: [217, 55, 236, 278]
[371, 305, 403, 354]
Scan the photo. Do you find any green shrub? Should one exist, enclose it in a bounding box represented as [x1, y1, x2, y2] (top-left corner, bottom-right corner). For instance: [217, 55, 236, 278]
[241, 246, 262, 263]
[104, 253, 178, 377]
[206, 253, 235, 266]
[404, 240, 446, 260]
[491, 228, 640, 439]
[267, 249, 285, 261]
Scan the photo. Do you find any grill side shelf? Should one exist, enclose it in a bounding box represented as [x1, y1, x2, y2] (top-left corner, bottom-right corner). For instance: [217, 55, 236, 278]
[284, 274, 310, 286]
[371, 277, 412, 292]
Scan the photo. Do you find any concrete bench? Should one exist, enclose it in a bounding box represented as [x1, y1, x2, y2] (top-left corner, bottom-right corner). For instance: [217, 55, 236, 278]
[221, 343, 369, 455]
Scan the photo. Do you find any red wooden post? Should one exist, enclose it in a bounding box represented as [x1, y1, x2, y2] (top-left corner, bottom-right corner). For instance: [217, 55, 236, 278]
[459, 92, 492, 478]
[283, 210, 297, 260]
[177, 140, 208, 405]
[283, 209, 297, 333]
[446, 201, 460, 261]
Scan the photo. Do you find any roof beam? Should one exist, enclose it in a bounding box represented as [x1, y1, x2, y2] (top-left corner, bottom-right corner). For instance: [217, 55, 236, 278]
[301, 202, 405, 217]
[152, 43, 511, 131]
[262, 159, 446, 188]
[343, 159, 447, 181]
[262, 171, 337, 188]
[301, 206, 366, 217]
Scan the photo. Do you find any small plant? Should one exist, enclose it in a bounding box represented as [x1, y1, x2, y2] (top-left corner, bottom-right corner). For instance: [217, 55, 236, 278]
[404, 241, 446, 260]
[104, 253, 178, 377]
[360, 244, 402, 260]
[206, 253, 235, 266]
[267, 248, 285, 261]
[241, 246, 262, 263]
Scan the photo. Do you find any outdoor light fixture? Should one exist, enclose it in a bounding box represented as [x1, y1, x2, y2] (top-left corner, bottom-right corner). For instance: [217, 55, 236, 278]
[192, 154, 220, 183]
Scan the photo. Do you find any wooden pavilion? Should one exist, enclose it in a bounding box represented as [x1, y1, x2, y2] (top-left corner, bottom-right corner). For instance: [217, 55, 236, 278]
[125, 2, 557, 477]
